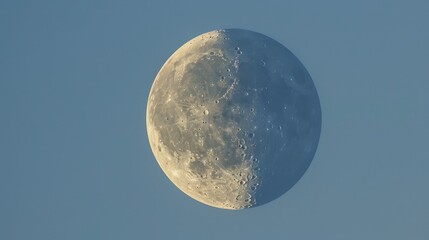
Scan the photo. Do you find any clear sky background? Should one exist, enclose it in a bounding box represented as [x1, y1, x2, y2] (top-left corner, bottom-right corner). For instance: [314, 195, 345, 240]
[1, 0, 428, 239]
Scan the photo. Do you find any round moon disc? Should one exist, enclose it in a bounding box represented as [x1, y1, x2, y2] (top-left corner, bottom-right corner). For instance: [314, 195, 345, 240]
[147, 29, 321, 210]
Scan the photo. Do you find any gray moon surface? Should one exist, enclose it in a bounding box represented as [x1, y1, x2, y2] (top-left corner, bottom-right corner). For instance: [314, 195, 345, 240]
[147, 29, 321, 210]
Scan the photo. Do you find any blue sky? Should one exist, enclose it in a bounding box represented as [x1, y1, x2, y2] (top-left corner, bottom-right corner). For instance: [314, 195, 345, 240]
[1, 0, 428, 239]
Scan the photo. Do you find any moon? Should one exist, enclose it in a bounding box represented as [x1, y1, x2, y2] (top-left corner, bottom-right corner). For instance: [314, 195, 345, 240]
[147, 29, 321, 210]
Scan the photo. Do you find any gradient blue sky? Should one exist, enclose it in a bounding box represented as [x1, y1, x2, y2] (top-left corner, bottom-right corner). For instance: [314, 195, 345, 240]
[1, 0, 428, 239]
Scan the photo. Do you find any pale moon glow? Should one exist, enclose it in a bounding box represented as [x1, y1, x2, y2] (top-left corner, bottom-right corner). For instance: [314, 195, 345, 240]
[147, 29, 321, 210]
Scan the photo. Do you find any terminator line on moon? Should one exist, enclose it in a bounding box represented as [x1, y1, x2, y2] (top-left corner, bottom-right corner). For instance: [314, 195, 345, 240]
[147, 29, 321, 210]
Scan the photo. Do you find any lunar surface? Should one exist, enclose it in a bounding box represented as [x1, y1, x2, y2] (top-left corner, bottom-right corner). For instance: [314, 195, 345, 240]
[147, 29, 321, 210]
